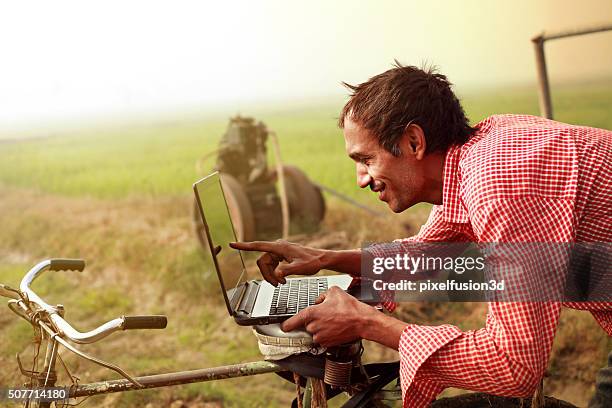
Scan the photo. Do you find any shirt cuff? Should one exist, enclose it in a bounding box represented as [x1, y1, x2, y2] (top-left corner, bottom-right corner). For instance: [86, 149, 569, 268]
[399, 324, 463, 406]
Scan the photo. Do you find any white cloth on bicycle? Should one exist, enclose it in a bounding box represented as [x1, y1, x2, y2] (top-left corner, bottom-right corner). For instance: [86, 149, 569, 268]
[253, 324, 326, 360]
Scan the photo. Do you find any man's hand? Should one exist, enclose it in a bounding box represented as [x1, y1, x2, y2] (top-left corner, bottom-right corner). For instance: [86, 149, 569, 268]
[281, 286, 378, 347]
[282, 286, 407, 349]
[229, 240, 326, 286]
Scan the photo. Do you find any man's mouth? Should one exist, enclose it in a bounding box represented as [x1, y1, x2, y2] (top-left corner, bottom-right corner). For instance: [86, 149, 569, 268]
[369, 180, 386, 200]
[369, 180, 385, 193]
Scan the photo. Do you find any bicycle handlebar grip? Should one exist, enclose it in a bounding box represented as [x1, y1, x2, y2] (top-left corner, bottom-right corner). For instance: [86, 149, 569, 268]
[122, 315, 168, 330]
[49, 259, 86, 272]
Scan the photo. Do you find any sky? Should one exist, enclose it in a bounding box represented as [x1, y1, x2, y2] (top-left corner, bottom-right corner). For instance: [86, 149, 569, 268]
[0, 0, 611, 126]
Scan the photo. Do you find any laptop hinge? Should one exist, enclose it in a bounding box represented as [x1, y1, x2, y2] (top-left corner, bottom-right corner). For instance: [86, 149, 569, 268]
[236, 280, 260, 315]
[229, 283, 246, 314]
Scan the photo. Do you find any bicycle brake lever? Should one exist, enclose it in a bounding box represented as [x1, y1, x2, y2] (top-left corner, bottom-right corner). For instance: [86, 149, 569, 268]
[0, 284, 20, 300]
[7, 300, 33, 323]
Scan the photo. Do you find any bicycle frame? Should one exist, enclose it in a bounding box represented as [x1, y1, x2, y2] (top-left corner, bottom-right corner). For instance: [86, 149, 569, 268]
[68, 361, 282, 397]
[2, 259, 401, 408]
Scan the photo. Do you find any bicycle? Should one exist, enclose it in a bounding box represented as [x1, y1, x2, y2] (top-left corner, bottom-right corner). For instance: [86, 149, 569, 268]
[1, 259, 578, 407]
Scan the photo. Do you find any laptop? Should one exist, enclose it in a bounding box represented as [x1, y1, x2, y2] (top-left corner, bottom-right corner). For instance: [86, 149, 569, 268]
[193, 172, 353, 326]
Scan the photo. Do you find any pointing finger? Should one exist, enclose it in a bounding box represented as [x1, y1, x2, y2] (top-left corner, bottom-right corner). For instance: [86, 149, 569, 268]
[230, 241, 286, 256]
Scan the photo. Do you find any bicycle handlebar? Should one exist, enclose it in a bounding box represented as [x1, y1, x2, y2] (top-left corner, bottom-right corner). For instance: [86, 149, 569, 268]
[123, 315, 168, 330]
[20, 259, 76, 313]
[16, 259, 167, 344]
[50, 258, 86, 272]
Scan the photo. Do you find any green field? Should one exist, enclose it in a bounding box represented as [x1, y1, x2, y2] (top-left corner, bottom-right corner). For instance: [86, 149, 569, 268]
[1, 81, 611, 200]
[0, 81, 610, 407]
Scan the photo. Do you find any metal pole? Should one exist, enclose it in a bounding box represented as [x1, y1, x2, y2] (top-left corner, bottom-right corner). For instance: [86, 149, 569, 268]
[531, 24, 612, 120]
[302, 377, 313, 408]
[69, 361, 282, 397]
[539, 24, 612, 41]
[531, 35, 553, 119]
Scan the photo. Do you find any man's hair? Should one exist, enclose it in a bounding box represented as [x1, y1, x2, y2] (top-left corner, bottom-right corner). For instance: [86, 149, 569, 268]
[338, 62, 476, 155]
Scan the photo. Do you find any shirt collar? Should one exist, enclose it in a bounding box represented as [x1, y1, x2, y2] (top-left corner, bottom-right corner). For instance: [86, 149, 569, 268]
[441, 144, 469, 223]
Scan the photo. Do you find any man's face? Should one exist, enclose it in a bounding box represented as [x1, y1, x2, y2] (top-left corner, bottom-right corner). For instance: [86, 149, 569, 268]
[343, 118, 428, 213]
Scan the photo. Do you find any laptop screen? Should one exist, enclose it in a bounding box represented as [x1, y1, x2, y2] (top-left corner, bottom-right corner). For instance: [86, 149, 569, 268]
[193, 172, 248, 313]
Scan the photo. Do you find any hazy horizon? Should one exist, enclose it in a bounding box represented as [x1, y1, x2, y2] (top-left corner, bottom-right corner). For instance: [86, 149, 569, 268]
[1, 77, 611, 137]
[1, 0, 610, 130]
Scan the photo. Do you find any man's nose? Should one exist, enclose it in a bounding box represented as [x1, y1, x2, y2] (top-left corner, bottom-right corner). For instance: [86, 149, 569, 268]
[357, 164, 372, 189]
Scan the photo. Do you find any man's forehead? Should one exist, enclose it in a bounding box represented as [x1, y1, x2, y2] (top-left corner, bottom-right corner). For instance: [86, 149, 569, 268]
[343, 116, 366, 134]
[343, 118, 377, 153]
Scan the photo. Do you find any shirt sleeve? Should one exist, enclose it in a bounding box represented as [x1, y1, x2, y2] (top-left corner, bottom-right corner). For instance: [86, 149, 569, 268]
[398, 197, 574, 407]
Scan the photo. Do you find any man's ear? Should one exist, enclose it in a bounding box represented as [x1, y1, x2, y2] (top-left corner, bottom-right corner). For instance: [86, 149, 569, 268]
[400, 123, 427, 160]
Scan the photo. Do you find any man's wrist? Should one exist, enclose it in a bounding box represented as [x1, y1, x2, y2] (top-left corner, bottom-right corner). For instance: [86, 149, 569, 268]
[318, 248, 334, 270]
[359, 307, 406, 350]
[319, 249, 362, 276]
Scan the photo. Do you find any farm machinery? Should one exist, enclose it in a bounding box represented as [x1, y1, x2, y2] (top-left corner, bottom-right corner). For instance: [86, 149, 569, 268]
[193, 115, 326, 246]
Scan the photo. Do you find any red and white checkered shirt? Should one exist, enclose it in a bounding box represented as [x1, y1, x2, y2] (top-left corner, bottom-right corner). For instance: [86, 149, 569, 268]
[370, 114, 611, 407]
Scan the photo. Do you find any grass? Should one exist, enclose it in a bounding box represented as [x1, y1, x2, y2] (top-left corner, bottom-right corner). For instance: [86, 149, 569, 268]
[1, 81, 608, 202]
[0, 81, 610, 407]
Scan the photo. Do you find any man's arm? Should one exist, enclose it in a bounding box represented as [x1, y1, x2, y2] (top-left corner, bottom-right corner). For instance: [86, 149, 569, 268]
[393, 197, 573, 407]
[321, 249, 365, 277]
[359, 308, 406, 350]
[232, 204, 472, 285]
[229, 240, 363, 284]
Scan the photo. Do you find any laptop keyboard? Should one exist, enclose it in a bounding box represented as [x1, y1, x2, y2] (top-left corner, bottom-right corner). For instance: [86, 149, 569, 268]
[269, 277, 328, 315]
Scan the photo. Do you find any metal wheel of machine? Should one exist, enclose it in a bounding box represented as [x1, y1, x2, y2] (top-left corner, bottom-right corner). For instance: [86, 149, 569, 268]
[220, 173, 257, 242]
[192, 173, 256, 245]
[277, 165, 326, 234]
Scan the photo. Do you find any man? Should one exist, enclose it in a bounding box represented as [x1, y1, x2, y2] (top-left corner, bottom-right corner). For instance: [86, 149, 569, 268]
[231, 63, 611, 406]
